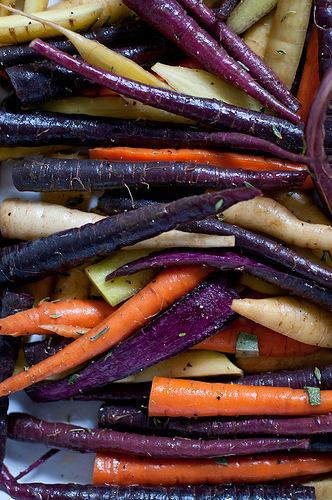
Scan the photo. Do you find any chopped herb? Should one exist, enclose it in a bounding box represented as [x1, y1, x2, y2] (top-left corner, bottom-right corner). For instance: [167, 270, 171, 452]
[215, 457, 228, 466]
[24, 366, 30, 371]
[321, 251, 329, 263]
[67, 373, 79, 385]
[74, 329, 89, 335]
[87, 428, 94, 435]
[244, 181, 254, 188]
[151, 399, 156, 404]
[236, 332, 259, 358]
[179, 332, 186, 337]
[314, 367, 322, 384]
[69, 428, 85, 432]
[104, 352, 113, 361]
[90, 326, 110, 341]
[49, 314, 63, 319]
[237, 61, 249, 72]
[304, 386, 322, 405]
[277, 49, 287, 55]
[39, 296, 50, 303]
[281, 10, 296, 22]
[272, 125, 282, 139]
[215, 199, 224, 212]
[153, 418, 161, 426]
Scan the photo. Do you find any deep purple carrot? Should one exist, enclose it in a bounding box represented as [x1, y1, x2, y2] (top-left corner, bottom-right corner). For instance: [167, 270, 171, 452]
[176, 0, 300, 111]
[7, 412, 310, 457]
[214, 0, 239, 19]
[29, 39, 305, 147]
[315, 0, 332, 77]
[120, 0, 299, 121]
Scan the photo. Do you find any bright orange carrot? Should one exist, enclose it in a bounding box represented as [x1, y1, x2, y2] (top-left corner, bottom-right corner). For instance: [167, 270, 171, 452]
[88, 147, 312, 187]
[93, 452, 332, 486]
[297, 24, 320, 122]
[148, 377, 332, 417]
[0, 299, 114, 337]
[0, 265, 212, 397]
[192, 317, 321, 357]
[38, 324, 90, 338]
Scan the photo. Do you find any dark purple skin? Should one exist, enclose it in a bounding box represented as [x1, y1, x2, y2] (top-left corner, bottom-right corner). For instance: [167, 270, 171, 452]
[0, 186, 260, 287]
[29, 39, 305, 148]
[26, 273, 240, 401]
[214, 0, 239, 19]
[23, 335, 74, 366]
[176, 0, 300, 111]
[315, 0, 332, 77]
[7, 412, 309, 457]
[98, 402, 332, 438]
[12, 157, 308, 192]
[0, 466, 317, 500]
[0, 109, 305, 157]
[104, 250, 332, 310]
[120, 0, 299, 122]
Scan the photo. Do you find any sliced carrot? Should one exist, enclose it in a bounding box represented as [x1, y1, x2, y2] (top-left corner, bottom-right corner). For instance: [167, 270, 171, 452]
[89, 147, 312, 188]
[0, 265, 213, 397]
[192, 317, 321, 357]
[0, 299, 114, 337]
[93, 452, 332, 486]
[148, 377, 332, 417]
[297, 24, 320, 122]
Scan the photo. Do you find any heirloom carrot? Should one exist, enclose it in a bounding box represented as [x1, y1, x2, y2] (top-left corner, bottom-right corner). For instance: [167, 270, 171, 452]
[93, 451, 332, 486]
[148, 377, 332, 417]
[0, 265, 212, 397]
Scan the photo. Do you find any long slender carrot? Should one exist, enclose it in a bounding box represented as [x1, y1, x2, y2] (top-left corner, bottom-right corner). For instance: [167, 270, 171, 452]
[148, 377, 332, 417]
[0, 266, 213, 397]
[0, 299, 114, 336]
[93, 452, 332, 486]
[296, 24, 320, 122]
[192, 317, 321, 357]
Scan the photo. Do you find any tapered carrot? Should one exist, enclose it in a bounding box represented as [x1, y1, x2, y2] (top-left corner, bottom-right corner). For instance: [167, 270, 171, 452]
[0, 299, 114, 337]
[89, 147, 312, 187]
[192, 317, 321, 357]
[148, 377, 332, 417]
[38, 324, 89, 338]
[93, 452, 332, 486]
[0, 265, 212, 397]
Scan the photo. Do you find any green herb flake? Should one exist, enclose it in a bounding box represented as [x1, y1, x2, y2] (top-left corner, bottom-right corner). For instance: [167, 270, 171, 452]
[281, 10, 296, 22]
[244, 181, 254, 188]
[104, 352, 113, 361]
[75, 329, 89, 335]
[69, 428, 85, 432]
[215, 199, 224, 212]
[90, 326, 110, 341]
[151, 399, 156, 405]
[179, 332, 186, 337]
[237, 61, 249, 72]
[277, 49, 287, 55]
[321, 251, 329, 263]
[272, 125, 282, 139]
[39, 296, 50, 303]
[153, 418, 161, 426]
[235, 332, 259, 358]
[314, 367, 322, 383]
[215, 457, 228, 466]
[87, 428, 94, 435]
[49, 314, 63, 319]
[304, 386, 322, 405]
[67, 373, 79, 385]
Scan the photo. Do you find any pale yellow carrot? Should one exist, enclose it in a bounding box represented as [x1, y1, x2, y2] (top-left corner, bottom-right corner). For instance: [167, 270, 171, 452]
[227, 0, 277, 34]
[242, 9, 275, 58]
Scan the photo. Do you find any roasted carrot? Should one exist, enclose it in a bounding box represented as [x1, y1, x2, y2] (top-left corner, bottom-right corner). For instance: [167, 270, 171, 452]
[88, 147, 312, 187]
[37, 324, 89, 338]
[0, 299, 114, 337]
[296, 24, 320, 122]
[93, 451, 332, 486]
[192, 317, 321, 357]
[148, 377, 332, 417]
[0, 265, 212, 397]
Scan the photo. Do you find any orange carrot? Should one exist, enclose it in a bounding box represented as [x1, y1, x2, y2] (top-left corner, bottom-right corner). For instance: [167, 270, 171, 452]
[148, 377, 332, 417]
[0, 299, 114, 337]
[192, 317, 321, 357]
[0, 265, 212, 397]
[297, 24, 320, 122]
[88, 147, 312, 187]
[93, 452, 332, 486]
[37, 324, 90, 338]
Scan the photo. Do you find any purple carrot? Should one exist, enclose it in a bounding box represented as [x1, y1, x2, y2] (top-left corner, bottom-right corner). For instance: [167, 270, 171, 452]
[12, 157, 308, 192]
[0, 186, 260, 287]
[7, 412, 309, 457]
[98, 402, 332, 437]
[0, 109, 305, 157]
[315, 0, 332, 78]
[29, 38, 304, 146]
[120, 0, 299, 121]
[214, 0, 239, 19]
[25, 273, 239, 401]
[0, 465, 317, 500]
[104, 249, 332, 309]
[23, 336, 74, 366]
[176, 0, 300, 112]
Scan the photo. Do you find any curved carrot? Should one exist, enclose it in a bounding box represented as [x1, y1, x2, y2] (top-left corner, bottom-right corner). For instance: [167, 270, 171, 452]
[0, 265, 212, 397]
[297, 24, 320, 122]
[148, 377, 332, 417]
[0, 299, 114, 337]
[37, 324, 90, 338]
[93, 452, 332, 486]
[192, 317, 321, 357]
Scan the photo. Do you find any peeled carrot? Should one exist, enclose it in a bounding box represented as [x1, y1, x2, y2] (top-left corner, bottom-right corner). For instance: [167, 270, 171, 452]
[37, 324, 90, 338]
[0, 299, 114, 337]
[93, 452, 332, 486]
[148, 377, 332, 417]
[192, 317, 321, 357]
[296, 24, 320, 122]
[0, 266, 212, 397]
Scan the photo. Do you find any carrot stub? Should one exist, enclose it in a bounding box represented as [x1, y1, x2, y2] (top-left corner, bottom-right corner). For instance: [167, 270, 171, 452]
[93, 452, 332, 486]
[148, 377, 332, 417]
[0, 265, 212, 397]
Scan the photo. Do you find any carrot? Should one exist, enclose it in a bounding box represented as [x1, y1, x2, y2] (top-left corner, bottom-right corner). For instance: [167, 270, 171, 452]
[0, 299, 114, 337]
[296, 24, 320, 122]
[37, 324, 90, 338]
[192, 317, 321, 357]
[0, 265, 212, 397]
[148, 377, 332, 417]
[92, 451, 332, 486]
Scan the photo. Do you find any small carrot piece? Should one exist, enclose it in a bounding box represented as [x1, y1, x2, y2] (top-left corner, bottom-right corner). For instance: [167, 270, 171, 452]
[296, 24, 320, 122]
[0, 266, 212, 397]
[0, 299, 114, 337]
[148, 377, 332, 417]
[93, 452, 332, 486]
[37, 324, 90, 338]
[192, 317, 321, 357]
